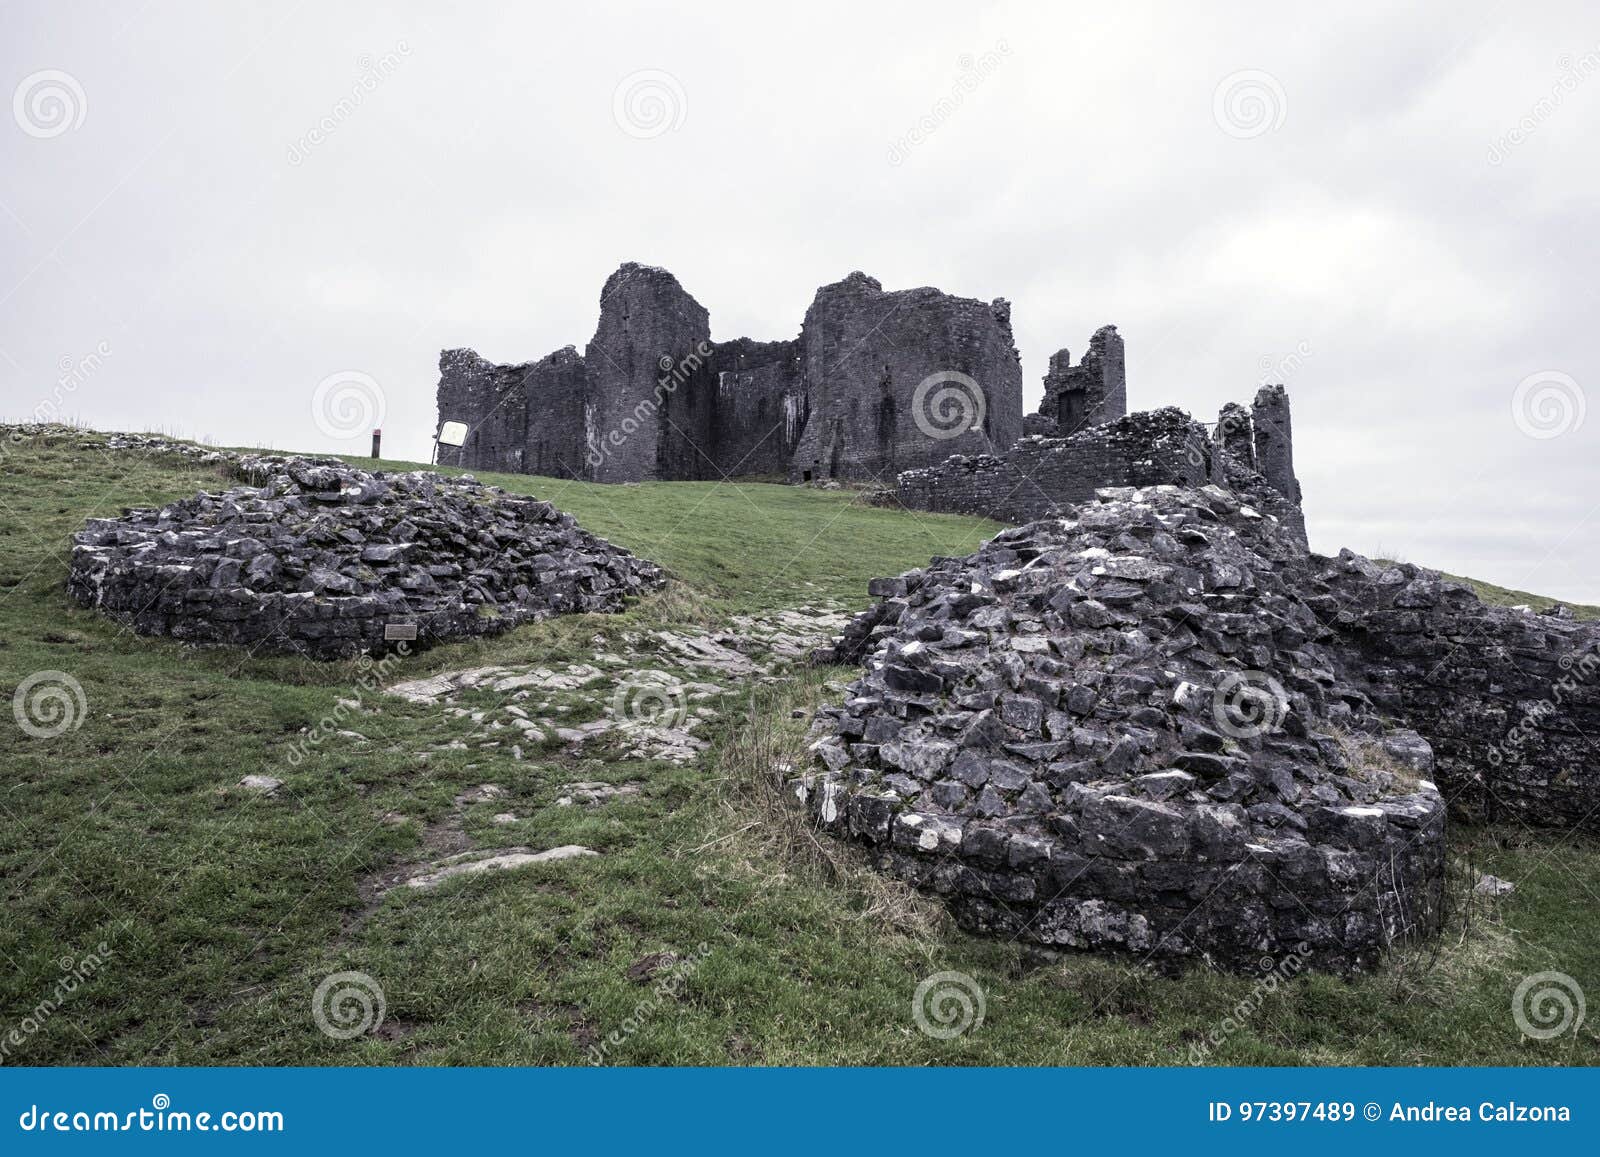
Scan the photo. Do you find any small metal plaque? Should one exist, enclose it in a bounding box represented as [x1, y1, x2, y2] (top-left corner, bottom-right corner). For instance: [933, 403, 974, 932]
[437, 420, 468, 448]
[383, 622, 419, 642]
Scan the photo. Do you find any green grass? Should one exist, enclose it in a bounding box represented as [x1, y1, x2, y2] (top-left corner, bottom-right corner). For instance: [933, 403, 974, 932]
[1, 429, 1596, 1066]
[1443, 574, 1600, 621]
[1374, 557, 1599, 620]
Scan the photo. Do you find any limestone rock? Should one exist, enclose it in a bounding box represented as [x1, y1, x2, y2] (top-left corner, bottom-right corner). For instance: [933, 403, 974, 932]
[403, 845, 597, 890]
[804, 484, 1459, 972]
[1474, 874, 1516, 896]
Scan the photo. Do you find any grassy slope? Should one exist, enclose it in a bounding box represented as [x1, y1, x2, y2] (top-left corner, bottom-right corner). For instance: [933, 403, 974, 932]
[0, 431, 1595, 1066]
[1372, 560, 1599, 621]
[1439, 575, 1598, 620]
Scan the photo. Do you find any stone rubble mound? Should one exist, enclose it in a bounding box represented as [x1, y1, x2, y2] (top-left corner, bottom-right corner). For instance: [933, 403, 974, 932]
[67, 457, 664, 658]
[802, 484, 1449, 972]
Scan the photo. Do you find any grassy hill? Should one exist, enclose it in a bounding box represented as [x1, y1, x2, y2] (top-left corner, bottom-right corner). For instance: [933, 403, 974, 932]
[1, 429, 1595, 1066]
[1431, 574, 1597, 620]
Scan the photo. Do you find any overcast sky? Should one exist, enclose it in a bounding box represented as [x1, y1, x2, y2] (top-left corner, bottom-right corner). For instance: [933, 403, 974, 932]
[2, 1, 1596, 601]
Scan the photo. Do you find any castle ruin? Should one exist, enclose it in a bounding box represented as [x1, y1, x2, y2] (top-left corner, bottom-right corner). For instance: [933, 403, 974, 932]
[436, 263, 1304, 539]
[436, 263, 1026, 485]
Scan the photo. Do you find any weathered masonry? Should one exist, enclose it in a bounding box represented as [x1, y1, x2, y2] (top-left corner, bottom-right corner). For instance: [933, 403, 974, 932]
[894, 386, 1306, 551]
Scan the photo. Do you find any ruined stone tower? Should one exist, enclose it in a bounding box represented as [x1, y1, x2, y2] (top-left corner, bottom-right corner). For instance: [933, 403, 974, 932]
[1035, 325, 1127, 436]
[787, 273, 1022, 483]
[583, 264, 713, 484]
[1248, 383, 1305, 545]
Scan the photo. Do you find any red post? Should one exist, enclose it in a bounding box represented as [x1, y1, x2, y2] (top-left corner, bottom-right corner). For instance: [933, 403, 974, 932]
[371, 428, 382, 459]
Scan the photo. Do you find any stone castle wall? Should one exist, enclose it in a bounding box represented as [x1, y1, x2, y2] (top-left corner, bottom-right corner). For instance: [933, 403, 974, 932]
[435, 349, 532, 475]
[892, 408, 1210, 524]
[1314, 556, 1600, 832]
[708, 337, 808, 477]
[524, 346, 588, 479]
[584, 264, 714, 484]
[787, 273, 1022, 483]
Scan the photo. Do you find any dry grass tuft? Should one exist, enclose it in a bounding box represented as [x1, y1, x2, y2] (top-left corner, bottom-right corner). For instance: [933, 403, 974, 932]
[708, 666, 948, 941]
[1380, 851, 1518, 1002]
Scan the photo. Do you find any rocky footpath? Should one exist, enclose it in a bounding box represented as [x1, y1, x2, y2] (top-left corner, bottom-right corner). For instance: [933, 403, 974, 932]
[802, 485, 1453, 972]
[67, 456, 663, 658]
[386, 605, 852, 764]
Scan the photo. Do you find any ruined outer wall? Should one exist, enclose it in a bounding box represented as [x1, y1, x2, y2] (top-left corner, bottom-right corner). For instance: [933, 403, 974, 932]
[893, 408, 1209, 523]
[789, 273, 1023, 483]
[523, 346, 588, 479]
[439, 265, 1031, 486]
[708, 338, 808, 477]
[435, 349, 530, 473]
[1083, 325, 1127, 426]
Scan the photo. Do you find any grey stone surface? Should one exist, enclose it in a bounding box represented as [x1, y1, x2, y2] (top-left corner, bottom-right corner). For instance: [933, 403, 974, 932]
[804, 484, 1458, 972]
[585, 263, 714, 484]
[67, 454, 663, 659]
[1311, 552, 1600, 832]
[891, 407, 1212, 526]
[402, 845, 597, 890]
[808, 481, 1600, 967]
[1474, 873, 1515, 896]
[1036, 325, 1126, 435]
[787, 272, 1022, 482]
[1250, 384, 1305, 546]
[893, 399, 1308, 554]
